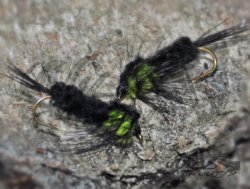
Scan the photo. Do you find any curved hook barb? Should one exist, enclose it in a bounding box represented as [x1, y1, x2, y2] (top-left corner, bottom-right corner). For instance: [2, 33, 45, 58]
[192, 47, 218, 83]
[32, 95, 57, 128]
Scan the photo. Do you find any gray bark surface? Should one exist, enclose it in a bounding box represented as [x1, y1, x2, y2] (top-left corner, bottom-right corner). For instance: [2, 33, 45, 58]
[0, 0, 249, 189]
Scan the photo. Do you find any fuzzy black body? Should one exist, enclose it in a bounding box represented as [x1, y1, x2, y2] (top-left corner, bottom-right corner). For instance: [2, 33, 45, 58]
[119, 37, 198, 81]
[149, 37, 199, 73]
[49, 82, 110, 124]
[117, 37, 200, 102]
[8, 65, 141, 153]
[48, 82, 140, 127]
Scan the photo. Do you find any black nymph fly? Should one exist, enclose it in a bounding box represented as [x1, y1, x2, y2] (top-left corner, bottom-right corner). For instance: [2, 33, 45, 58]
[116, 22, 249, 117]
[7, 65, 142, 154]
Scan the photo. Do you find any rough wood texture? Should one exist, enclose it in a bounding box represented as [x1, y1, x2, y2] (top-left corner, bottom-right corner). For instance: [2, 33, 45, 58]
[0, 0, 249, 188]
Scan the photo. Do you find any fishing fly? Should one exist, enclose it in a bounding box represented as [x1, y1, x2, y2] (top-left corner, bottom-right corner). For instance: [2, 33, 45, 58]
[7, 65, 143, 154]
[116, 21, 249, 120]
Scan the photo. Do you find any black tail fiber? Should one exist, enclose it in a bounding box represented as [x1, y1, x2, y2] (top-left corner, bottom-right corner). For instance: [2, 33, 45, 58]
[7, 65, 50, 94]
[194, 22, 249, 47]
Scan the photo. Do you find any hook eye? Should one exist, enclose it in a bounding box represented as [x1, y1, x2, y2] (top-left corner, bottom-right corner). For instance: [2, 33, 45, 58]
[192, 47, 218, 83]
[32, 96, 57, 128]
[137, 134, 144, 146]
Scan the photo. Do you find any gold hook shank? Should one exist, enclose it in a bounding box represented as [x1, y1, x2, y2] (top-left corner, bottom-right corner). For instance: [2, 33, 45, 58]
[192, 47, 218, 83]
[32, 96, 52, 127]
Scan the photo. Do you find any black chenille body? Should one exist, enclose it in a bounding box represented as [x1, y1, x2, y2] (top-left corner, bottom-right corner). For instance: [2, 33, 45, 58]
[49, 82, 110, 124]
[116, 23, 249, 108]
[8, 65, 141, 151]
[117, 37, 199, 100]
